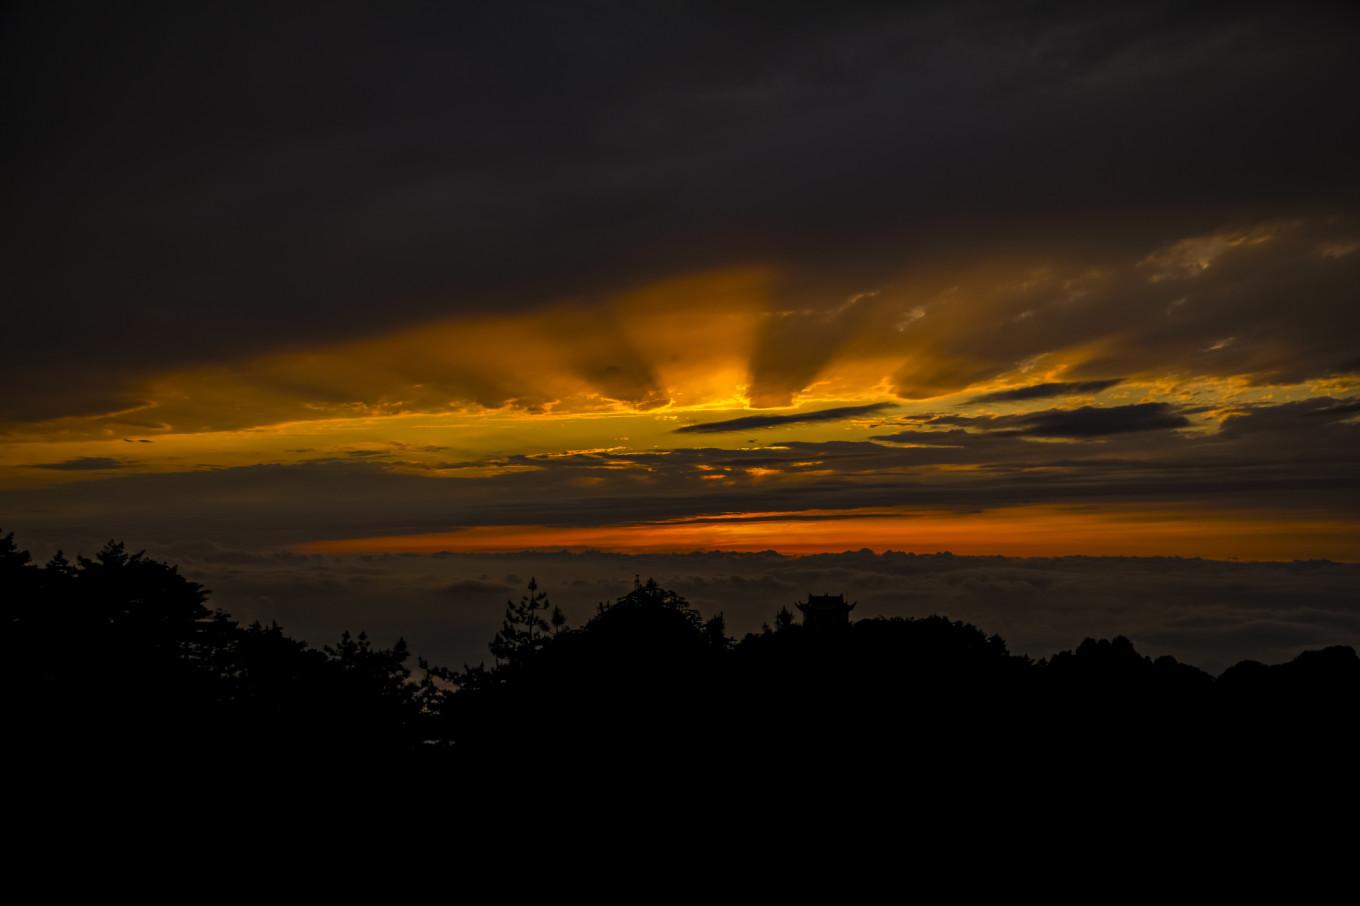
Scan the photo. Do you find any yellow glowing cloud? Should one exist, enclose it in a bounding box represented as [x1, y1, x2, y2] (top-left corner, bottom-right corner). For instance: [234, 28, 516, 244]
[4, 220, 1358, 503]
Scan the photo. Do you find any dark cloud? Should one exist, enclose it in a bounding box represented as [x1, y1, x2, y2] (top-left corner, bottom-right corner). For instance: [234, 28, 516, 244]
[884, 403, 1192, 438]
[675, 403, 894, 434]
[1218, 396, 1360, 438]
[987, 403, 1191, 437]
[968, 379, 1123, 404]
[26, 457, 126, 471]
[3, 2, 1358, 420]
[1063, 220, 1360, 388]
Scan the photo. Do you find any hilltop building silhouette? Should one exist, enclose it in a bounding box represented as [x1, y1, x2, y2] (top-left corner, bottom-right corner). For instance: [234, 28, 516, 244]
[797, 593, 856, 631]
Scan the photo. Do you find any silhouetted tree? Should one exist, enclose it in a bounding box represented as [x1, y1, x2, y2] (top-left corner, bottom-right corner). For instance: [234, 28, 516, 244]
[0, 530, 30, 572]
[603, 576, 703, 628]
[1, 531, 433, 756]
[490, 577, 566, 664]
[704, 612, 730, 649]
[4, 528, 1360, 773]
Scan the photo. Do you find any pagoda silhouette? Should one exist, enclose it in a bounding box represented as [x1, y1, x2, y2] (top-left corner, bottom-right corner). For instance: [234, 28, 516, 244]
[797, 593, 856, 631]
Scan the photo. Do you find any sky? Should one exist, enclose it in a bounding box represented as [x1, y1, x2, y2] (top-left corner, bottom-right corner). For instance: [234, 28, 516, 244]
[3, 2, 1359, 662]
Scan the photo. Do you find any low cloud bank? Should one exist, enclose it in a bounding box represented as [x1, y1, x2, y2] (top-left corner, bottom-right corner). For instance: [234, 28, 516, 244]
[104, 544, 1360, 677]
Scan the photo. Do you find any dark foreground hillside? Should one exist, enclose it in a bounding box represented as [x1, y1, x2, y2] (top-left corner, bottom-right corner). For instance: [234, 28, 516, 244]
[3, 532, 1357, 772]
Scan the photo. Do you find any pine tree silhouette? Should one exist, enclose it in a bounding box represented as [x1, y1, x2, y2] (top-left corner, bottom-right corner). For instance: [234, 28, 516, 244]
[489, 577, 566, 664]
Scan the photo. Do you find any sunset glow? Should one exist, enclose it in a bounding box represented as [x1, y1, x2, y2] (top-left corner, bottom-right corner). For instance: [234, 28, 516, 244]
[4, 4, 1358, 580]
[293, 505, 1360, 561]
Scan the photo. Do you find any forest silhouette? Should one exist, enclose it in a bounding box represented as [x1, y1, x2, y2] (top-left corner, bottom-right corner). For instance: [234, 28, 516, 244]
[4, 530, 1358, 770]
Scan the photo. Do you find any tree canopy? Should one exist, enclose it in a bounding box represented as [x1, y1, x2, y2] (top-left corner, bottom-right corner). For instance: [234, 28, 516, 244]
[2, 530, 1357, 771]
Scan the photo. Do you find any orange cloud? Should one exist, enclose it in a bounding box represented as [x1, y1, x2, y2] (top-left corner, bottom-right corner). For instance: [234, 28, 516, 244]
[295, 504, 1360, 562]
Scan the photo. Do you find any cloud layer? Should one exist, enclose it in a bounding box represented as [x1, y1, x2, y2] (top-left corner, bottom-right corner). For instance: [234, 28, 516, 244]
[2, 2, 1359, 665]
[4, 397, 1356, 561]
[48, 542, 1360, 677]
[675, 403, 894, 434]
[3, 4, 1359, 429]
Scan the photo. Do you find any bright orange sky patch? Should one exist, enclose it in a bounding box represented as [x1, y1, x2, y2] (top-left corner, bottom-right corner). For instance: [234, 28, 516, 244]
[294, 505, 1360, 562]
